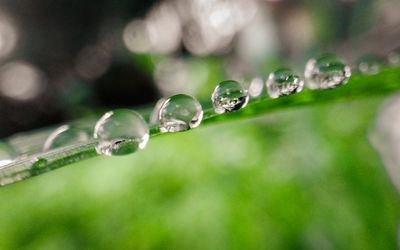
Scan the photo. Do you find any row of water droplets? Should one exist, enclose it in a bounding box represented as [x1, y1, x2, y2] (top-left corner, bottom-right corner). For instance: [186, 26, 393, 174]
[0, 51, 399, 175]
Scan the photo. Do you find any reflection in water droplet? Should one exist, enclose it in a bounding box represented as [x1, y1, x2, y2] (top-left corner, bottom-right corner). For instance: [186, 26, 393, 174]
[304, 54, 351, 89]
[211, 80, 249, 114]
[0, 141, 14, 167]
[43, 125, 89, 151]
[266, 68, 304, 98]
[247, 77, 264, 97]
[94, 109, 149, 156]
[357, 56, 384, 75]
[387, 49, 400, 66]
[159, 94, 203, 133]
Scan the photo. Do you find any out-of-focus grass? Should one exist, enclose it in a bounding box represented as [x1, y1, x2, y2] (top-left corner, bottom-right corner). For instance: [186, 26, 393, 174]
[0, 96, 398, 249]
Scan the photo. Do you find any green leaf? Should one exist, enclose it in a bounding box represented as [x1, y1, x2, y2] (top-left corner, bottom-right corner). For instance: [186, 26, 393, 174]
[1, 66, 400, 186]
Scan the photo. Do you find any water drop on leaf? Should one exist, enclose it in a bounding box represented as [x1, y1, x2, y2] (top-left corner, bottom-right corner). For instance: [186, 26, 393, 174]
[43, 125, 89, 151]
[94, 109, 150, 156]
[159, 94, 203, 133]
[211, 80, 249, 114]
[304, 54, 351, 89]
[266, 68, 304, 98]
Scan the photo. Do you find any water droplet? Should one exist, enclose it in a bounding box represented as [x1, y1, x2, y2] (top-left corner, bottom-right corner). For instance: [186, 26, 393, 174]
[94, 109, 149, 156]
[159, 94, 203, 133]
[247, 77, 264, 97]
[31, 157, 48, 168]
[0, 141, 15, 167]
[266, 68, 304, 98]
[211, 80, 249, 114]
[43, 125, 89, 151]
[304, 54, 351, 89]
[149, 98, 167, 126]
[357, 55, 384, 74]
[388, 49, 400, 66]
[30, 157, 49, 175]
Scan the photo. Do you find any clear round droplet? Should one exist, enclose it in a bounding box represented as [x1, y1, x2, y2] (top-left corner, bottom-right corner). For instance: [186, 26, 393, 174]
[357, 55, 384, 75]
[94, 109, 150, 156]
[211, 80, 249, 114]
[387, 49, 400, 66]
[43, 125, 89, 151]
[159, 94, 203, 133]
[304, 54, 351, 89]
[0, 141, 15, 167]
[266, 68, 304, 98]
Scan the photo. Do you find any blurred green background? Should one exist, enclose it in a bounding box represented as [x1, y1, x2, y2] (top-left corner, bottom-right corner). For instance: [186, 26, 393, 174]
[0, 0, 400, 249]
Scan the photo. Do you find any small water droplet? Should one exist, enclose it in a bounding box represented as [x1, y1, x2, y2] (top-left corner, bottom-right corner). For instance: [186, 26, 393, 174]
[30, 157, 49, 175]
[0, 141, 15, 167]
[388, 49, 400, 66]
[247, 77, 264, 97]
[304, 54, 351, 89]
[357, 55, 384, 74]
[266, 68, 304, 98]
[43, 125, 89, 151]
[211, 80, 249, 114]
[31, 157, 48, 168]
[159, 94, 203, 133]
[94, 109, 150, 156]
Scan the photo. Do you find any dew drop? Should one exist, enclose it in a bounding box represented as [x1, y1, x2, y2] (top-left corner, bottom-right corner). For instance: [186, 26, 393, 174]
[211, 80, 249, 114]
[43, 125, 89, 151]
[94, 109, 150, 156]
[357, 55, 384, 74]
[30, 157, 49, 175]
[266, 68, 304, 98]
[149, 98, 166, 126]
[388, 49, 400, 66]
[304, 54, 351, 89]
[0, 141, 15, 167]
[159, 94, 203, 133]
[247, 77, 264, 97]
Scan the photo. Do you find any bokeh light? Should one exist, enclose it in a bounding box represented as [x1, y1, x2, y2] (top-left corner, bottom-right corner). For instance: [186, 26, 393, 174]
[0, 61, 46, 102]
[75, 44, 111, 80]
[0, 13, 18, 59]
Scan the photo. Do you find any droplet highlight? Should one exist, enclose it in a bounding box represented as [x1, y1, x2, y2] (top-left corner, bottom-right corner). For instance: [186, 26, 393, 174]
[43, 125, 89, 151]
[211, 80, 249, 114]
[94, 109, 150, 156]
[304, 54, 351, 89]
[159, 94, 203, 133]
[266, 68, 304, 98]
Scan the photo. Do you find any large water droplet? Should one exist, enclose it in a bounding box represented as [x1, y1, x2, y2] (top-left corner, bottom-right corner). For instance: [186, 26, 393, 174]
[266, 68, 304, 98]
[211, 80, 249, 114]
[357, 55, 384, 74]
[304, 54, 351, 89]
[0, 141, 14, 167]
[159, 94, 203, 133]
[94, 109, 150, 156]
[43, 125, 89, 151]
[388, 49, 400, 66]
